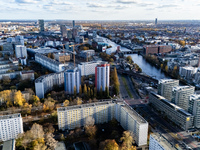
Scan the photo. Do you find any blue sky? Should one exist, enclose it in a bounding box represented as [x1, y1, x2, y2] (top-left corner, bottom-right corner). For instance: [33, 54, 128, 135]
[0, 0, 199, 20]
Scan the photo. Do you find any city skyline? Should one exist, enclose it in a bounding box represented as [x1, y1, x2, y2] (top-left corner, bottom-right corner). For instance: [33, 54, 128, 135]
[0, 0, 200, 20]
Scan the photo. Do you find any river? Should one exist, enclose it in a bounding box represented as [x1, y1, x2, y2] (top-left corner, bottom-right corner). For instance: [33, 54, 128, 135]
[100, 36, 169, 80]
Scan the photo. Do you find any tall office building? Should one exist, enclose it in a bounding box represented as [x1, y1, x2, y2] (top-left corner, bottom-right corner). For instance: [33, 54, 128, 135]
[57, 101, 148, 146]
[149, 133, 178, 150]
[72, 20, 75, 28]
[189, 94, 200, 128]
[158, 79, 179, 101]
[38, 19, 44, 32]
[15, 45, 27, 59]
[60, 25, 67, 37]
[172, 86, 195, 111]
[155, 18, 158, 25]
[0, 113, 23, 141]
[64, 67, 81, 94]
[95, 63, 110, 91]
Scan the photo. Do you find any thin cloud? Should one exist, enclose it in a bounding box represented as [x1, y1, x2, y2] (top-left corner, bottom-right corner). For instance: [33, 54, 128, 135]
[116, 0, 138, 4]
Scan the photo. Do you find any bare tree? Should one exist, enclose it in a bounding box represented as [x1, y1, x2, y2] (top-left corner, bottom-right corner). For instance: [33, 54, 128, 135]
[45, 133, 58, 150]
[84, 116, 95, 127]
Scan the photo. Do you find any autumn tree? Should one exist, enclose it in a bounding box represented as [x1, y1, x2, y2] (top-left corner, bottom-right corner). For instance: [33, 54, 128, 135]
[112, 67, 120, 95]
[14, 90, 26, 107]
[99, 139, 119, 150]
[45, 133, 57, 150]
[120, 131, 135, 150]
[165, 65, 168, 73]
[79, 85, 82, 97]
[22, 103, 32, 114]
[32, 95, 40, 106]
[63, 99, 69, 107]
[94, 87, 97, 98]
[83, 84, 87, 98]
[76, 97, 82, 105]
[74, 86, 77, 97]
[88, 87, 91, 98]
[43, 97, 55, 112]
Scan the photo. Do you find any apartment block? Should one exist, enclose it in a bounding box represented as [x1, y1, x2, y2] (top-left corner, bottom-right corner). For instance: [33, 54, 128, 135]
[0, 113, 23, 141]
[149, 92, 193, 130]
[179, 66, 197, 80]
[64, 67, 81, 94]
[78, 61, 103, 76]
[149, 133, 178, 150]
[188, 94, 200, 128]
[35, 72, 64, 98]
[35, 53, 65, 72]
[57, 101, 148, 146]
[158, 79, 179, 101]
[95, 63, 110, 91]
[172, 86, 195, 111]
[15, 45, 27, 59]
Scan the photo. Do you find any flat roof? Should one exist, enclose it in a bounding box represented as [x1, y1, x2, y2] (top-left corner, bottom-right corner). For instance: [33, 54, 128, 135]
[151, 133, 179, 150]
[58, 100, 147, 124]
[3, 139, 15, 150]
[159, 79, 179, 84]
[151, 92, 192, 116]
[0, 113, 21, 120]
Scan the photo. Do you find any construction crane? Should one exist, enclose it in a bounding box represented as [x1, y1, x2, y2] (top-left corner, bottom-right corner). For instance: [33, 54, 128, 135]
[63, 43, 86, 67]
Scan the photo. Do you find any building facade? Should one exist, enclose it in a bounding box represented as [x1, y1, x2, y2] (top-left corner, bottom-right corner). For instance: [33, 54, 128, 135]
[78, 61, 103, 76]
[38, 19, 44, 32]
[15, 45, 27, 59]
[0, 113, 23, 141]
[149, 133, 178, 150]
[35, 72, 64, 98]
[172, 86, 195, 111]
[95, 63, 110, 91]
[57, 101, 148, 146]
[64, 67, 81, 94]
[149, 92, 193, 130]
[35, 53, 65, 73]
[158, 79, 179, 101]
[54, 53, 70, 63]
[179, 66, 197, 80]
[188, 94, 200, 128]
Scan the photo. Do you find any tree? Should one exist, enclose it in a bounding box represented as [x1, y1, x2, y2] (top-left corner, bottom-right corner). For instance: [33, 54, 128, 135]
[14, 91, 26, 107]
[165, 65, 168, 73]
[85, 125, 97, 140]
[91, 89, 94, 99]
[63, 100, 69, 107]
[160, 64, 163, 69]
[30, 123, 45, 140]
[105, 86, 109, 98]
[88, 87, 91, 98]
[179, 40, 186, 47]
[120, 131, 134, 150]
[76, 97, 82, 105]
[23, 103, 32, 114]
[79, 85, 82, 97]
[74, 86, 77, 97]
[94, 87, 97, 98]
[126, 56, 133, 64]
[45, 133, 57, 150]
[83, 84, 87, 98]
[99, 139, 119, 150]
[2, 76, 11, 85]
[32, 95, 40, 106]
[84, 116, 95, 127]
[43, 97, 55, 112]
[112, 67, 120, 95]
[99, 86, 103, 99]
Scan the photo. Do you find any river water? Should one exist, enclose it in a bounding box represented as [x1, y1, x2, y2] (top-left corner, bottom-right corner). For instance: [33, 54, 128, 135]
[100, 36, 169, 80]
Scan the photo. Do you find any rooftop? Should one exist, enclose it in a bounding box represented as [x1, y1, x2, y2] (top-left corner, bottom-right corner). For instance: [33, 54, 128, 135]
[3, 139, 15, 150]
[159, 79, 179, 84]
[151, 92, 192, 116]
[58, 100, 147, 124]
[0, 113, 21, 120]
[151, 133, 179, 150]
[172, 86, 194, 91]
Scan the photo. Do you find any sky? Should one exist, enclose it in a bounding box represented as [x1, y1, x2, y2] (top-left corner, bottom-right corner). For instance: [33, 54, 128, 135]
[0, 0, 200, 20]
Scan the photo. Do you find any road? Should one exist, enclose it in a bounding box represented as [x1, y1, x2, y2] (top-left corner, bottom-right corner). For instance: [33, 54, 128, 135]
[135, 105, 199, 150]
[118, 74, 140, 100]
